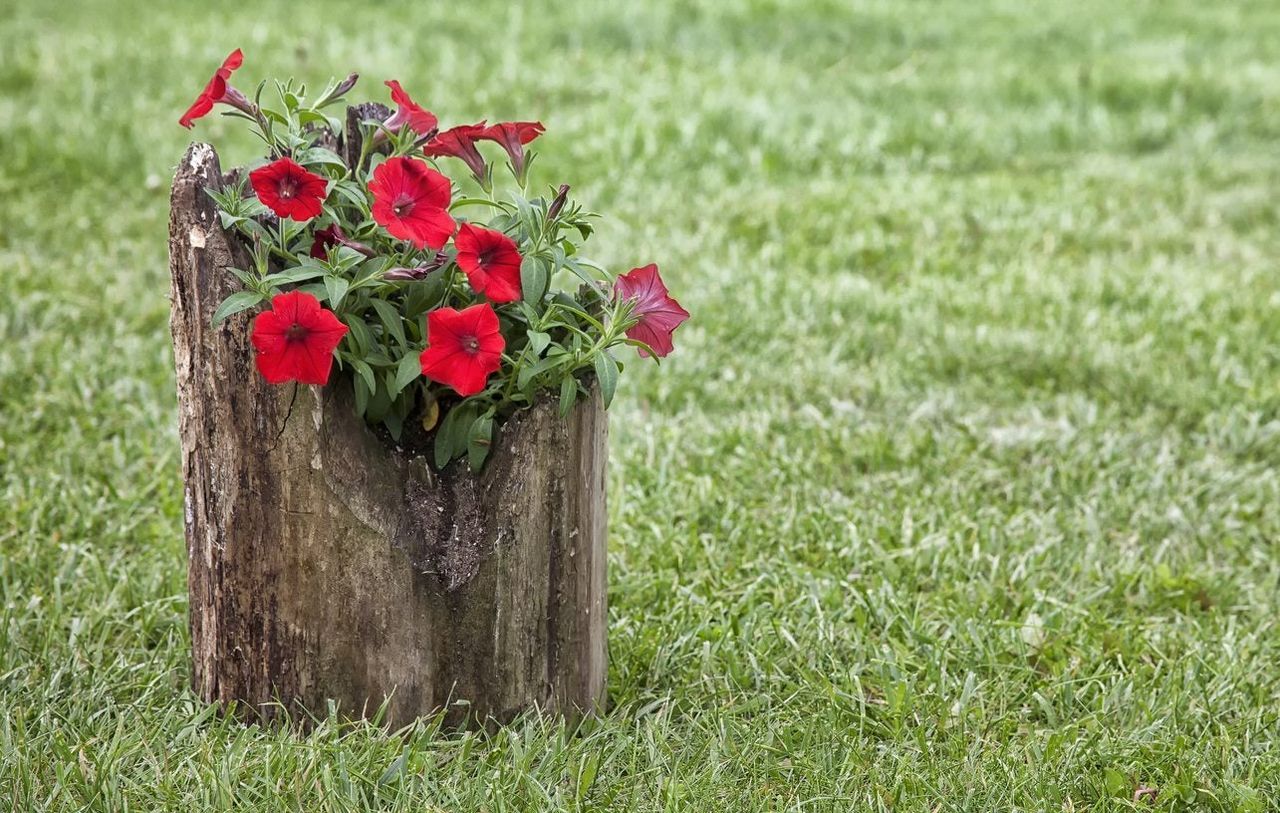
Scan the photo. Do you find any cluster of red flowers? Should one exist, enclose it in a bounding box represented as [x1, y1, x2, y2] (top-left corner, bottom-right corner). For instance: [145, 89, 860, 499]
[181, 49, 689, 429]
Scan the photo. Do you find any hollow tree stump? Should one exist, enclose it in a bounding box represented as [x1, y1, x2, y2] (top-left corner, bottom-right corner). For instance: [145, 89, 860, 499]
[167, 142, 607, 728]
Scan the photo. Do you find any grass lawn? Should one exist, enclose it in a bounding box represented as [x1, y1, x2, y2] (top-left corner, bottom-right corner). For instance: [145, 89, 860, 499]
[3, 0, 1280, 809]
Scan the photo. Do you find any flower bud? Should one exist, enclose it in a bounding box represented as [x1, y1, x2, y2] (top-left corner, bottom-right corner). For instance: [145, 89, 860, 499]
[316, 73, 359, 108]
[383, 260, 440, 281]
[547, 184, 570, 220]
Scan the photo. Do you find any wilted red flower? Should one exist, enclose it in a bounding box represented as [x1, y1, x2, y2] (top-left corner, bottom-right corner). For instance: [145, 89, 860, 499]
[479, 121, 544, 181]
[423, 123, 489, 183]
[384, 80, 438, 136]
[251, 290, 349, 385]
[369, 157, 456, 250]
[454, 223, 522, 303]
[419, 304, 505, 396]
[179, 48, 251, 129]
[309, 223, 375, 258]
[613, 263, 690, 358]
[249, 157, 329, 222]
[310, 224, 343, 258]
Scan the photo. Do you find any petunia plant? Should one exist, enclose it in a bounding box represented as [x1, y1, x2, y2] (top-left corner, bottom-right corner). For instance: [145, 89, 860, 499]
[181, 51, 689, 470]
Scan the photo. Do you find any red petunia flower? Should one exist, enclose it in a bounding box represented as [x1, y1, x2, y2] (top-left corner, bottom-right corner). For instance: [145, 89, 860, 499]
[423, 122, 489, 183]
[384, 80, 438, 136]
[613, 263, 690, 358]
[250, 291, 349, 386]
[479, 121, 544, 182]
[179, 48, 252, 129]
[309, 223, 374, 258]
[368, 157, 456, 250]
[454, 223, 522, 303]
[250, 157, 329, 222]
[419, 304, 505, 397]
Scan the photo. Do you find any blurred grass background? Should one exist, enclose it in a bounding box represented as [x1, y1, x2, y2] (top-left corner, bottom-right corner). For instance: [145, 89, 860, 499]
[2, 0, 1280, 810]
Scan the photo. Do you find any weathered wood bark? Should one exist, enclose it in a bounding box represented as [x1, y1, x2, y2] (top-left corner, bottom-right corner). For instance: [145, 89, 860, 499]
[167, 142, 607, 729]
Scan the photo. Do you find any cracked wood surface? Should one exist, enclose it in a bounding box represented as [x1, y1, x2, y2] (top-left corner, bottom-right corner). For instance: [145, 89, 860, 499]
[168, 140, 607, 728]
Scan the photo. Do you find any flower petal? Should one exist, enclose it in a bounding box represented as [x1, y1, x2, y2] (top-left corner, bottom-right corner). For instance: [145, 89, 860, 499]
[255, 346, 296, 384]
[179, 93, 215, 129]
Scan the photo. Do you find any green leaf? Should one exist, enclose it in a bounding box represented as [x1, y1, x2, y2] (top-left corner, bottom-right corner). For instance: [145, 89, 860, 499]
[1102, 767, 1129, 798]
[514, 194, 539, 239]
[549, 242, 567, 269]
[408, 272, 448, 317]
[235, 217, 274, 247]
[592, 350, 619, 408]
[432, 422, 456, 470]
[561, 257, 602, 290]
[298, 146, 347, 170]
[434, 403, 475, 470]
[278, 217, 305, 246]
[262, 263, 328, 287]
[622, 337, 660, 358]
[575, 752, 601, 802]
[527, 330, 551, 356]
[383, 411, 404, 441]
[365, 380, 392, 422]
[521, 255, 548, 304]
[558, 375, 578, 418]
[369, 298, 408, 348]
[353, 255, 389, 282]
[205, 184, 238, 211]
[467, 412, 495, 471]
[324, 275, 350, 309]
[226, 266, 256, 286]
[350, 358, 377, 397]
[392, 353, 421, 395]
[516, 301, 540, 325]
[330, 179, 371, 211]
[352, 375, 369, 417]
[449, 197, 510, 212]
[377, 749, 410, 787]
[297, 282, 328, 300]
[486, 213, 515, 234]
[517, 355, 565, 393]
[297, 108, 330, 127]
[211, 290, 265, 326]
[345, 316, 373, 357]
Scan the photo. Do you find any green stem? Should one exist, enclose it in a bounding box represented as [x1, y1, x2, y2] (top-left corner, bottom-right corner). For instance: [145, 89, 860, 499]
[349, 126, 373, 180]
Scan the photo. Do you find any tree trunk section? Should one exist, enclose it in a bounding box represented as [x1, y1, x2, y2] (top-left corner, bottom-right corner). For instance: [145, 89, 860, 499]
[167, 142, 607, 729]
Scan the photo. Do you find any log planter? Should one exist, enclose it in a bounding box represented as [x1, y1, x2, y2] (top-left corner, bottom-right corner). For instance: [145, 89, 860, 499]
[167, 140, 608, 729]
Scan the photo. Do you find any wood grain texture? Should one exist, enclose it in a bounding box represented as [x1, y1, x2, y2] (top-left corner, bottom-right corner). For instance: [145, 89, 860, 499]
[168, 141, 607, 729]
